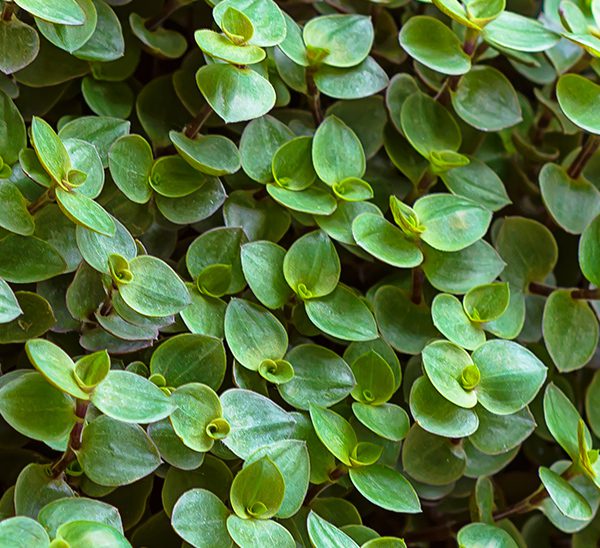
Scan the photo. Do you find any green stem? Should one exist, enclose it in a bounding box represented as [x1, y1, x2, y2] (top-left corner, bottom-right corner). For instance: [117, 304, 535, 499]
[27, 188, 54, 214]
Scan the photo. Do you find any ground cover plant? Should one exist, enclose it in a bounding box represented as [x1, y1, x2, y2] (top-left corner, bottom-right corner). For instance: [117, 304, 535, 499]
[1, 0, 600, 546]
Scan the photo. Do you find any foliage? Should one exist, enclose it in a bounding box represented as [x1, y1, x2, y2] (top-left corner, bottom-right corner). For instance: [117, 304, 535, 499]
[1, 0, 600, 546]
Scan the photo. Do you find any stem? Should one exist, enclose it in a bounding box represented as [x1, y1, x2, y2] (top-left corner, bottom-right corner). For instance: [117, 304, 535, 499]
[51, 400, 89, 478]
[567, 134, 600, 179]
[27, 188, 54, 214]
[146, 0, 182, 31]
[411, 267, 424, 305]
[2, 0, 15, 21]
[462, 27, 480, 56]
[529, 282, 600, 300]
[184, 104, 212, 139]
[306, 69, 323, 126]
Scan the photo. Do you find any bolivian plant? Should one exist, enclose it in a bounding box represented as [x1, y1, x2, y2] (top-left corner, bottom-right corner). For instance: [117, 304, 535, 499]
[1, 0, 600, 546]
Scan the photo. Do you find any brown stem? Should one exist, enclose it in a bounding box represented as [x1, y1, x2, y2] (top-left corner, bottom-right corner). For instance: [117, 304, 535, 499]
[529, 282, 600, 300]
[567, 134, 600, 179]
[306, 69, 323, 126]
[411, 267, 424, 305]
[145, 0, 182, 31]
[51, 400, 89, 478]
[462, 27, 480, 56]
[2, 0, 15, 21]
[27, 188, 54, 214]
[184, 104, 212, 139]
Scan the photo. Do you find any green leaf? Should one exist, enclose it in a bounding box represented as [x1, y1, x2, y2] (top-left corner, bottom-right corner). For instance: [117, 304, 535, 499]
[399, 16, 471, 75]
[31, 116, 71, 183]
[171, 488, 232, 548]
[0, 517, 50, 548]
[241, 241, 292, 309]
[222, 7, 254, 43]
[54, 521, 130, 547]
[58, 115, 130, 167]
[280, 344, 355, 410]
[108, 134, 153, 204]
[374, 285, 438, 355]
[556, 74, 600, 134]
[440, 158, 510, 212]
[283, 230, 340, 299]
[451, 66, 522, 131]
[305, 284, 378, 342]
[539, 466, 593, 520]
[91, 370, 175, 423]
[170, 131, 241, 177]
[0, 90, 26, 164]
[15, 0, 85, 25]
[482, 11, 559, 52]
[473, 339, 547, 415]
[402, 425, 466, 485]
[170, 383, 227, 452]
[431, 293, 486, 351]
[72, 0, 123, 62]
[495, 216, 558, 289]
[14, 462, 73, 518]
[230, 456, 285, 519]
[81, 78, 133, 119]
[36, 0, 97, 53]
[0, 278, 21, 323]
[117, 255, 190, 317]
[221, 388, 296, 458]
[76, 216, 136, 274]
[314, 57, 389, 100]
[352, 402, 410, 442]
[349, 465, 421, 513]
[401, 93, 462, 160]
[195, 29, 265, 65]
[196, 63, 275, 124]
[470, 406, 535, 455]
[410, 375, 479, 438]
[272, 136, 316, 190]
[0, 371, 75, 445]
[422, 340, 478, 409]
[79, 416, 161, 487]
[303, 15, 374, 68]
[267, 184, 338, 215]
[423, 240, 505, 294]
[55, 187, 115, 236]
[130, 12, 186, 59]
[227, 516, 295, 548]
[457, 523, 518, 548]
[149, 155, 207, 198]
[150, 333, 226, 390]
[25, 338, 89, 399]
[414, 193, 492, 252]
[0, 291, 55, 343]
[350, 350, 395, 405]
[240, 115, 294, 183]
[148, 419, 204, 470]
[187, 227, 246, 295]
[580, 214, 600, 286]
[213, 0, 286, 47]
[313, 116, 365, 187]
[225, 298, 288, 370]
[309, 404, 357, 466]
[307, 511, 360, 548]
[0, 181, 34, 236]
[352, 213, 423, 268]
[463, 282, 510, 322]
[543, 289, 599, 372]
[245, 440, 310, 518]
[38, 497, 123, 537]
[0, 17, 40, 75]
